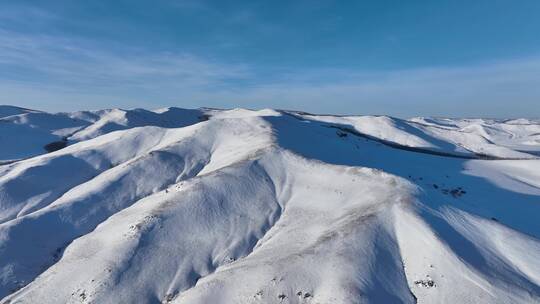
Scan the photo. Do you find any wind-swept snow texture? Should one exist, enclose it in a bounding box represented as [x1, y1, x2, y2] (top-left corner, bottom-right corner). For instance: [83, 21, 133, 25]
[1, 106, 539, 304]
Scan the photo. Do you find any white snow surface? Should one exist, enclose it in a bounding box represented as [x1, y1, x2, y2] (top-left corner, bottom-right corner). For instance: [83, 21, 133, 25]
[0, 106, 539, 303]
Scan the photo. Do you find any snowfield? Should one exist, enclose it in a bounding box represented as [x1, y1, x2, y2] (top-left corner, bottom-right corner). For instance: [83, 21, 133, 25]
[0, 105, 539, 303]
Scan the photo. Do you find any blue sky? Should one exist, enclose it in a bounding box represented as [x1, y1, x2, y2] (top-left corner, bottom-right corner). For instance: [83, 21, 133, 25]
[1, 0, 539, 117]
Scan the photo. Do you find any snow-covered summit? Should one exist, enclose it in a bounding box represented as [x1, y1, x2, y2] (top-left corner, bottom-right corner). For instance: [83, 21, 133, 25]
[0, 106, 40, 119]
[0, 106, 539, 303]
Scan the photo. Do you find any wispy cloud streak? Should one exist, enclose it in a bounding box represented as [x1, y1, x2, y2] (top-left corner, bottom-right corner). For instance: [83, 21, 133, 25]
[0, 29, 249, 89]
[0, 3, 539, 117]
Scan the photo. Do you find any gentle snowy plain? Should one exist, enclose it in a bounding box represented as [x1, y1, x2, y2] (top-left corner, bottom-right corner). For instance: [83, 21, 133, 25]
[0, 105, 539, 303]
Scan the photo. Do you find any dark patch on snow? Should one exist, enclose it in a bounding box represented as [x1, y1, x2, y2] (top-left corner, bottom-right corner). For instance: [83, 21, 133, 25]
[441, 187, 466, 198]
[414, 278, 436, 288]
[44, 138, 68, 152]
[52, 246, 63, 261]
[336, 130, 348, 138]
[198, 114, 211, 121]
[296, 290, 312, 299]
[254, 290, 264, 299]
[163, 292, 177, 303]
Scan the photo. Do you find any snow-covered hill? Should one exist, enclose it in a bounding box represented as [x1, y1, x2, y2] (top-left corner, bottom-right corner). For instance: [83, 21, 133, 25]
[0, 106, 539, 303]
[0, 107, 205, 162]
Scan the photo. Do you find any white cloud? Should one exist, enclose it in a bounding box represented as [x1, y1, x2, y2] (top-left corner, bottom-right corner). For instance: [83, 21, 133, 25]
[0, 29, 250, 89]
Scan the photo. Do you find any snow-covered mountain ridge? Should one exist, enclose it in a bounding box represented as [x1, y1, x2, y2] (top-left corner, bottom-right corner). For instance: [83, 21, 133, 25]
[0, 105, 539, 303]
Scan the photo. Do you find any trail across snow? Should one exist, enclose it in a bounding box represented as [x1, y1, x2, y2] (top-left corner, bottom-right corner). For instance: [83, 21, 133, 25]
[0, 106, 539, 303]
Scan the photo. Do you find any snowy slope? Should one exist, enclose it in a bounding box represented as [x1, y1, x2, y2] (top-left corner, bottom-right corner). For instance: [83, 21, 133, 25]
[0, 107, 206, 162]
[300, 113, 539, 159]
[0, 107, 539, 304]
[0, 106, 40, 119]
